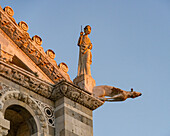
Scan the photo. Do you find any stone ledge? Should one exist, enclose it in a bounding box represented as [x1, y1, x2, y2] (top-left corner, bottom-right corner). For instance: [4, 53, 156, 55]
[51, 81, 104, 110]
[0, 60, 103, 110]
[0, 60, 54, 98]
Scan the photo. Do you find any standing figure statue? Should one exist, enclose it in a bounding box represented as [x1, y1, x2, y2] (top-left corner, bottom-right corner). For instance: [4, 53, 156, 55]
[77, 25, 93, 76]
[74, 25, 96, 93]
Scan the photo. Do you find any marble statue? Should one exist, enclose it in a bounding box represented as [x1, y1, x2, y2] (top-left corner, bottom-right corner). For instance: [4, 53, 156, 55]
[74, 25, 142, 97]
[77, 25, 93, 76]
[93, 85, 142, 101]
[73, 25, 96, 93]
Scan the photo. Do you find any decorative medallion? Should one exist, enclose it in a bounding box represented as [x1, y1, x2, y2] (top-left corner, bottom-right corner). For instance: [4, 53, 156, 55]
[18, 21, 29, 31]
[4, 6, 14, 17]
[32, 35, 42, 46]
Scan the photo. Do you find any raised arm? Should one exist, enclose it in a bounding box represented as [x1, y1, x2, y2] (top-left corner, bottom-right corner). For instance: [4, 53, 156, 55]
[77, 32, 83, 46]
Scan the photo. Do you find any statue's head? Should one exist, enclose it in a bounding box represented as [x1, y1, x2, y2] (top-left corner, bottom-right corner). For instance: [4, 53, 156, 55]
[84, 25, 91, 35]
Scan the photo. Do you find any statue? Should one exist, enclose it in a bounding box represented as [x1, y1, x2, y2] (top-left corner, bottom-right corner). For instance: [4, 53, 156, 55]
[77, 25, 93, 76]
[74, 25, 142, 99]
[93, 85, 142, 101]
[73, 25, 96, 93]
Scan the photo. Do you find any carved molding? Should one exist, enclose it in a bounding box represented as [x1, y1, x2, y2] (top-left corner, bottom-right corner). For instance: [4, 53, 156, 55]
[34, 99, 55, 127]
[0, 82, 49, 134]
[0, 60, 53, 98]
[0, 60, 103, 110]
[0, 6, 69, 83]
[0, 49, 13, 62]
[51, 81, 104, 110]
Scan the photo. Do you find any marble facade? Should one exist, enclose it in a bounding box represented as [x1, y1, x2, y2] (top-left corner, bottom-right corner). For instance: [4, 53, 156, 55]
[0, 6, 104, 136]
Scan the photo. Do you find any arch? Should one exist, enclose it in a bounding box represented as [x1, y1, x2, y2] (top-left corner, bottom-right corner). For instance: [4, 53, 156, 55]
[5, 104, 37, 136]
[0, 88, 49, 136]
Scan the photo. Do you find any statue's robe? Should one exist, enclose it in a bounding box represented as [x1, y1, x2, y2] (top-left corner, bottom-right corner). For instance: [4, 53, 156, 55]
[78, 35, 92, 76]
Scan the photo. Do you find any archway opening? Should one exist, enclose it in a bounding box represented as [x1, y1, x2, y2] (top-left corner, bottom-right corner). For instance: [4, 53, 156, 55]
[4, 105, 37, 136]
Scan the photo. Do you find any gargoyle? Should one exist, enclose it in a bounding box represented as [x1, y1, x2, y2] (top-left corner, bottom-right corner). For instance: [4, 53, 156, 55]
[93, 85, 142, 102]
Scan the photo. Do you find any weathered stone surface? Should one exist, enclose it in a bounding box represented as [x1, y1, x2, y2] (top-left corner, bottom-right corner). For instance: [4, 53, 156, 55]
[73, 74, 96, 93]
[55, 97, 93, 136]
[0, 82, 50, 135]
[77, 25, 93, 77]
[75, 25, 97, 94]
[0, 60, 53, 98]
[0, 5, 72, 84]
[0, 5, 105, 136]
[51, 81, 103, 110]
[93, 85, 142, 102]
[0, 118, 10, 136]
[0, 59, 103, 110]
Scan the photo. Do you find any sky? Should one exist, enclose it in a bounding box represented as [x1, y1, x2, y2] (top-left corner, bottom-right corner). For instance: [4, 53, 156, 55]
[1, 1, 170, 136]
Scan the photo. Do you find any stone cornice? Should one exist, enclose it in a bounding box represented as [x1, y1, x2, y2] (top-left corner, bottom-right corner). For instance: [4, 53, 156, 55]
[0, 60, 54, 98]
[51, 81, 104, 110]
[0, 60, 103, 110]
[0, 5, 104, 110]
[0, 5, 71, 84]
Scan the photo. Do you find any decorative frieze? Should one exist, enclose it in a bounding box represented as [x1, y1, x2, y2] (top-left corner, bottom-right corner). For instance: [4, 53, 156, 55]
[0, 60, 53, 98]
[0, 60, 103, 110]
[51, 81, 104, 110]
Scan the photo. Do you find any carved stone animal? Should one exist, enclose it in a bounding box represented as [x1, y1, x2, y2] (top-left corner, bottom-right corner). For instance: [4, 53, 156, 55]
[92, 85, 142, 102]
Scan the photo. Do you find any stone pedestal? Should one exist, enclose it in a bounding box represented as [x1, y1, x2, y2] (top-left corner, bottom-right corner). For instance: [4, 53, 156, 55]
[73, 75, 96, 94]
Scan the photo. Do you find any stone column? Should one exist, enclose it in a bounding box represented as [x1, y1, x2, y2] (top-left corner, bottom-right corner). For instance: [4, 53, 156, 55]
[51, 81, 104, 136]
[55, 97, 93, 136]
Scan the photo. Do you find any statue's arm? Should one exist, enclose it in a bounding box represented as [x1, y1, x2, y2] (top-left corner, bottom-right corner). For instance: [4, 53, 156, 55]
[77, 32, 83, 46]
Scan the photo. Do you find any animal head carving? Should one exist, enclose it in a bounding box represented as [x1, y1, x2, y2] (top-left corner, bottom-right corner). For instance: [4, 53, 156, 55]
[130, 91, 142, 98]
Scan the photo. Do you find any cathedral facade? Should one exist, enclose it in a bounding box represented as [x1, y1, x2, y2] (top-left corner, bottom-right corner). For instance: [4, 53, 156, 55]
[0, 6, 103, 136]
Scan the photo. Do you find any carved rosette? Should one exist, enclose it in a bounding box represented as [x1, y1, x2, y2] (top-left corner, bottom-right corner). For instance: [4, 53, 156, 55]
[51, 81, 104, 110]
[4, 6, 14, 17]
[18, 21, 29, 32]
[32, 35, 42, 46]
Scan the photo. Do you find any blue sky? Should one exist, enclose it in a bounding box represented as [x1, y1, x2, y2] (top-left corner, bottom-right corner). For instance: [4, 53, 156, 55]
[1, 1, 170, 136]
